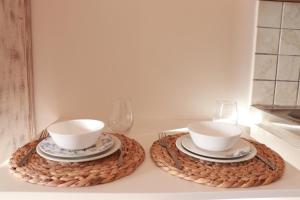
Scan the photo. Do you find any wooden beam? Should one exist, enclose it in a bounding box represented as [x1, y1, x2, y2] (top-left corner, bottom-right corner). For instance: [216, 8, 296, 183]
[0, 0, 35, 162]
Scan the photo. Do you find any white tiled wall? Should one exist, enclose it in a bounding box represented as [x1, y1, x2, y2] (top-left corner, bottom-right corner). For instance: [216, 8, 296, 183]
[254, 54, 277, 80]
[282, 3, 300, 29]
[256, 28, 280, 54]
[277, 56, 300, 81]
[280, 29, 300, 55]
[252, 81, 275, 105]
[274, 81, 298, 105]
[258, 1, 282, 28]
[252, 1, 300, 106]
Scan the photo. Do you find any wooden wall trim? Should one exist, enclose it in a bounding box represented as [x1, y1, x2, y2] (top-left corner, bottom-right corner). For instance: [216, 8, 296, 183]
[0, 0, 35, 162]
[25, 0, 35, 140]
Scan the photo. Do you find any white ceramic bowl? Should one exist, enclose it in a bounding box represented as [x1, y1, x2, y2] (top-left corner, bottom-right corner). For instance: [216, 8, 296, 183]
[188, 121, 241, 151]
[47, 119, 105, 150]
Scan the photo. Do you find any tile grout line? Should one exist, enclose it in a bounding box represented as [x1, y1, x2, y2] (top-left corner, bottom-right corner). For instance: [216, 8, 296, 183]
[256, 53, 300, 57]
[254, 79, 300, 82]
[272, 2, 284, 105]
[257, 26, 300, 31]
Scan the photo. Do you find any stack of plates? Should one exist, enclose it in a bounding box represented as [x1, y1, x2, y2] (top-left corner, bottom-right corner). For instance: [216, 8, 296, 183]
[36, 134, 121, 163]
[176, 135, 257, 163]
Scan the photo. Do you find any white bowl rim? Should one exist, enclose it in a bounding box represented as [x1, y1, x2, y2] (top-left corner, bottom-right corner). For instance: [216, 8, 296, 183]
[188, 121, 241, 139]
[47, 119, 105, 136]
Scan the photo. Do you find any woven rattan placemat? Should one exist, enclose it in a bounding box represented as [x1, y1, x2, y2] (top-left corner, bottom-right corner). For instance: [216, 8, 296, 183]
[9, 133, 145, 187]
[151, 133, 284, 188]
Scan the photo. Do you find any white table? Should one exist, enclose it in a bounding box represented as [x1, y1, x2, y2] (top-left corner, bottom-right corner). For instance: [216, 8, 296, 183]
[1, 119, 300, 200]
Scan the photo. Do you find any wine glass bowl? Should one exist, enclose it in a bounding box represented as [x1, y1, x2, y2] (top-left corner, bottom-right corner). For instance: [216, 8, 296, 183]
[108, 98, 134, 134]
[213, 100, 238, 125]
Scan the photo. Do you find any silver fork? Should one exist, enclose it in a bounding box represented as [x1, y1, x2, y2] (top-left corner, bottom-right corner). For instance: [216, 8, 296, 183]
[17, 129, 49, 167]
[117, 147, 124, 167]
[158, 132, 182, 170]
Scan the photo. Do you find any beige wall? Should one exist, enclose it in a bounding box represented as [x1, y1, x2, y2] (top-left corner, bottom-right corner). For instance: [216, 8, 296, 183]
[31, 0, 257, 131]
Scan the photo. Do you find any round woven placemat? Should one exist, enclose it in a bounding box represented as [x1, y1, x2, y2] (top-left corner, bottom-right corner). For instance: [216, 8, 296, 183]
[9, 133, 145, 187]
[151, 133, 285, 188]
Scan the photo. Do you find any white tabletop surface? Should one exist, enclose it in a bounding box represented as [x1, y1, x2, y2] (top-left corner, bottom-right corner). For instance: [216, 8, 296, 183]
[1, 119, 300, 200]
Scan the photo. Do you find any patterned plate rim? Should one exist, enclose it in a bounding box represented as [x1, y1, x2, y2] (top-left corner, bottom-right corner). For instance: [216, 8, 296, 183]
[36, 135, 121, 162]
[37, 134, 114, 158]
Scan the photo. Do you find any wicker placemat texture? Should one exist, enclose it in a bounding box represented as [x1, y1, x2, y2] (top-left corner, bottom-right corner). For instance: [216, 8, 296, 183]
[150, 133, 285, 188]
[9, 133, 145, 187]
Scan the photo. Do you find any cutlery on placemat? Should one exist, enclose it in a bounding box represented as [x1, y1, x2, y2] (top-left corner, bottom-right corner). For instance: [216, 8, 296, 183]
[158, 132, 182, 170]
[117, 147, 124, 167]
[255, 153, 277, 170]
[17, 130, 49, 167]
[240, 138, 276, 171]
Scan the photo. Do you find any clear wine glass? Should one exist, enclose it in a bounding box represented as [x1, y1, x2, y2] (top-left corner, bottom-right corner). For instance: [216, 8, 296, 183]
[108, 98, 134, 134]
[213, 100, 238, 125]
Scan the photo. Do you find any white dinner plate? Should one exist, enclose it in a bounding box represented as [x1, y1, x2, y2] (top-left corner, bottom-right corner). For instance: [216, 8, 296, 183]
[38, 134, 114, 158]
[176, 135, 257, 163]
[36, 135, 121, 163]
[181, 134, 252, 159]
